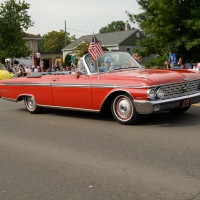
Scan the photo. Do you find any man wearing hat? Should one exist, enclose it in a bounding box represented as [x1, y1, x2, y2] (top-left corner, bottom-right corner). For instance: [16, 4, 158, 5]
[99, 56, 112, 72]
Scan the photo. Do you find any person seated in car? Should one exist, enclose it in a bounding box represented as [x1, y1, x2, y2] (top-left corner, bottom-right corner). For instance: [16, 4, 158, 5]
[99, 56, 118, 72]
[99, 56, 111, 72]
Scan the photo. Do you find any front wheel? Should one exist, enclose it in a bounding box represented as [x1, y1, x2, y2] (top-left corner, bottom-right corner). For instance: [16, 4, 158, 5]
[111, 93, 139, 125]
[24, 96, 43, 114]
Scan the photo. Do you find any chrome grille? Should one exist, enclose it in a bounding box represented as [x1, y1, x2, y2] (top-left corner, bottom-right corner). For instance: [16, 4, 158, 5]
[160, 79, 200, 99]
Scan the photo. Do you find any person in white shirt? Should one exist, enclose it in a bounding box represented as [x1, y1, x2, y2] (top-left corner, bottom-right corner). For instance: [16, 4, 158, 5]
[25, 66, 32, 75]
[36, 50, 40, 59]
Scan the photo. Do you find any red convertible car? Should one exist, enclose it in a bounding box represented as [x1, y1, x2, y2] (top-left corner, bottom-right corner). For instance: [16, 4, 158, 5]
[1, 51, 200, 125]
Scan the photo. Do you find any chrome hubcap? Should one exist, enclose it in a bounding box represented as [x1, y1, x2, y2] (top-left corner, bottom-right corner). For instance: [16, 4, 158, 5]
[118, 99, 131, 117]
[27, 97, 36, 110]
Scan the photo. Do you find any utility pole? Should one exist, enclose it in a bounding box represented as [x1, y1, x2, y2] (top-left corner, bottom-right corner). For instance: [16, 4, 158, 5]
[64, 20, 68, 47]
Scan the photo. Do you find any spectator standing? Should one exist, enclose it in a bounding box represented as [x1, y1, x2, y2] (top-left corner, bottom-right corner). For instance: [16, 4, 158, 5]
[36, 50, 40, 59]
[55, 57, 60, 71]
[70, 55, 75, 67]
[177, 57, 185, 69]
[168, 50, 177, 69]
[190, 60, 194, 69]
[39, 58, 44, 72]
[132, 53, 142, 63]
[32, 53, 36, 66]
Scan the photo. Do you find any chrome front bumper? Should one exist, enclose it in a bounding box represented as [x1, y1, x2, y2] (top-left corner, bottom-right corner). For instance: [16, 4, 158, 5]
[134, 93, 200, 114]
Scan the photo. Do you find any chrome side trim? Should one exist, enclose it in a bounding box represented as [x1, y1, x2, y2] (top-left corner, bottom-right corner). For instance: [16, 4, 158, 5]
[1, 82, 50, 86]
[38, 104, 100, 113]
[137, 75, 149, 79]
[0, 96, 100, 112]
[1, 82, 147, 89]
[51, 84, 92, 88]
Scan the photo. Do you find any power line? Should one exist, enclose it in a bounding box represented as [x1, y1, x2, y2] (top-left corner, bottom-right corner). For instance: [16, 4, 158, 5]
[66, 27, 92, 34]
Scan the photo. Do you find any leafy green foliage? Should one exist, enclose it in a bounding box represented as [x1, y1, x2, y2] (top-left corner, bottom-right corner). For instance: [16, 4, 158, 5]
[0, 0, 34, 63]
[72, 40, 90, 58]
[99, 21, 125, 34]
[144, 55, 166, 68]
[42, 30, 76, 52]
[126, 0, 200, 63]
[37, 34, 44, 52]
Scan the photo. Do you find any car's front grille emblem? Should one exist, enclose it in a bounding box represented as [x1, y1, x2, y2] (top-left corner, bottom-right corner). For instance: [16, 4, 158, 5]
[182, 84, 189, 92]
[184, 77, 190, 81]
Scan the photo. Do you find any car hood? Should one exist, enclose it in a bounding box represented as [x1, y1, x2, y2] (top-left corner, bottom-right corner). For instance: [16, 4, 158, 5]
[106, 68, 200, 86]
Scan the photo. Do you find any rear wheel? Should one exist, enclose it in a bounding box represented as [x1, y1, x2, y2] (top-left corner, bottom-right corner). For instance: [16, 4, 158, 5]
[111, 93, 139, 125]
[24, 96, 43, 114]
[169, 106, 191, 114]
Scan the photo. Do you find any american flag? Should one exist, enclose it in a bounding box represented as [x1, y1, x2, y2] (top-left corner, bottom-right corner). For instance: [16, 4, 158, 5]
[88, 35, 104, 60]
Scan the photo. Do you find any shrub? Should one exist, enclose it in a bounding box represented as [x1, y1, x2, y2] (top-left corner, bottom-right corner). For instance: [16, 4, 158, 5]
[64, 54, 71, 66]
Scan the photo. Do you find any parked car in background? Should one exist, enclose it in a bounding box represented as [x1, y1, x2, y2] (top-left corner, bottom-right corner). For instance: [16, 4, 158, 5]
[1, 51, 200, 125]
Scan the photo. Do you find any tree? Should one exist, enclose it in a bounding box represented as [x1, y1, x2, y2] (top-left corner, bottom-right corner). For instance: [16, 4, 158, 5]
[72, 40, 109, 59]
[0, 0, 34, 63]
[99, 21, 125, 34]
[126, 0, 200, 62]
[37, 34, 44, 52]
[72, 40, 90, 58]
[64, 54, 71, 67]
[42, 30, 76, 52]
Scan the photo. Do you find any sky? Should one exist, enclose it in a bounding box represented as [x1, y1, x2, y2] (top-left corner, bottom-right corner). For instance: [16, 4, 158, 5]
[11, 0, 142, 39]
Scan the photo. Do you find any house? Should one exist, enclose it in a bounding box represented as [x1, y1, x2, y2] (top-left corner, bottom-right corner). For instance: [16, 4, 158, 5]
[13, 33, 43, 66]
[62, 29, 150, 63]
[23, 33, 42, 53]
[22, 34, 62, 69]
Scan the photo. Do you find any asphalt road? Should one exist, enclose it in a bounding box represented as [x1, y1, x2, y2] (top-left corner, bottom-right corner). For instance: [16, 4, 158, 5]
[0, 99, 200, 200]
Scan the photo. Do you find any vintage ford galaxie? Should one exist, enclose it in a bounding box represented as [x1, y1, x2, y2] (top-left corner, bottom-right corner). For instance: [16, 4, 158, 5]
[0, 51, 200, 125]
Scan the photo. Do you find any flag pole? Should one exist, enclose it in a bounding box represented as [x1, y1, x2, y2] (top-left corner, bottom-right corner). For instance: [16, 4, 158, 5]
[93, 31, 99, 74]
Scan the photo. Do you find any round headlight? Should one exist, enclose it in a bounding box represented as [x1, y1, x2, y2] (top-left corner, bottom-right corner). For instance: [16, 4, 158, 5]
[156, 88, 164, 98]
[147, 89, 156, 99]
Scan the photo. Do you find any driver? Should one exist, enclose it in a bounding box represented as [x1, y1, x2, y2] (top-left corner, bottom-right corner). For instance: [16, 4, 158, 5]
[99, 56, 118, 72]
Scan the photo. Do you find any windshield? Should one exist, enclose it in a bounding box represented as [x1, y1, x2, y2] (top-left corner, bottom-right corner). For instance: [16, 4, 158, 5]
[84, 51, 142, 74]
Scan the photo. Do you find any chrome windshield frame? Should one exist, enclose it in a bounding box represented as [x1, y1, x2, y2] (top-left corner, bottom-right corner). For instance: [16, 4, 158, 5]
[82, 51, 143, 75]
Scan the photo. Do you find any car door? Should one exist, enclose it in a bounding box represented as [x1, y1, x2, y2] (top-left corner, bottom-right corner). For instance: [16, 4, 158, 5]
[51, 73, 93, 110]
[91, 73, 116, 110]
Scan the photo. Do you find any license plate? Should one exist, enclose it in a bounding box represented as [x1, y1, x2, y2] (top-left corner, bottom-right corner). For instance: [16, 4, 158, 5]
[180, 98, 191, 108]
